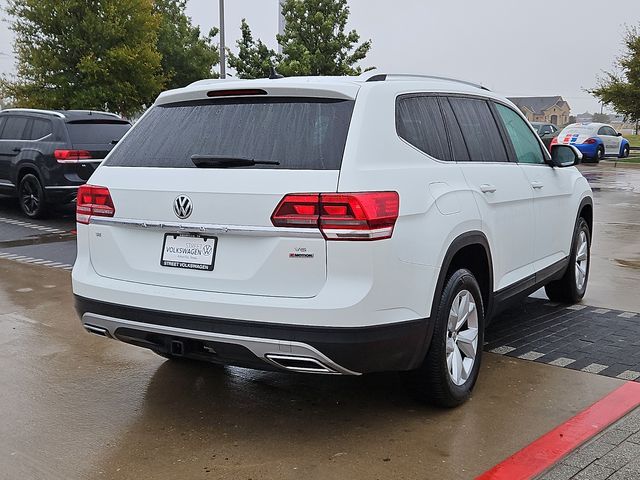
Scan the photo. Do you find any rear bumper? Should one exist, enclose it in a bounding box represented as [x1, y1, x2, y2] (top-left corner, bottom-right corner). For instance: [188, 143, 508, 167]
[573, 143, 599, 159]
[75, 295, 431, 374]
[44, 185, 80, 204]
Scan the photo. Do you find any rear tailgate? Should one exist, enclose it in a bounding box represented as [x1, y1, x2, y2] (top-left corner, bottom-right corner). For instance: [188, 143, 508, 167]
[86, 94, 355, 298]
[65, 119, 131, 180]
[66, 119, 131, 159]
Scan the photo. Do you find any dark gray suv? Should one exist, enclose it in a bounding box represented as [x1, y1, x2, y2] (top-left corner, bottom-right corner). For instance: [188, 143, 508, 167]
[0, 109, 131, 218]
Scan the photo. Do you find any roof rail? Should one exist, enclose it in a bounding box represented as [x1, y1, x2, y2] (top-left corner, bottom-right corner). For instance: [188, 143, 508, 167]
[362, 72, 490, 91]
[0, 108, 66, 118]
[64, 110, 122, 119]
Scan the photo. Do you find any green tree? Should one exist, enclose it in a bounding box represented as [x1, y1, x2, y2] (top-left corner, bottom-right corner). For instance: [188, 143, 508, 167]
[228, 19, 279, 79]
[590, 26, 640, 129]
[277, 0, 372, 76]
[155, 0, 220, 89]
[2, 0, 164, 117]
[592, 112, 611, 123]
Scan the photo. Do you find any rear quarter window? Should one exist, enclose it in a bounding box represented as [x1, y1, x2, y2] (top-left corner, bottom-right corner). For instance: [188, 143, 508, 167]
[104, 97, 355, 170]
[26, 118, 53, 140]
[396, 95, 451, 161]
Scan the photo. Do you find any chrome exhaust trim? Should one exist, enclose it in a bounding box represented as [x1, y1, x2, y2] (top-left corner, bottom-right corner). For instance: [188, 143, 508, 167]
[81, 312, 360, 375]
[265, 354, 339, 374]
[84, 324, 111, 338]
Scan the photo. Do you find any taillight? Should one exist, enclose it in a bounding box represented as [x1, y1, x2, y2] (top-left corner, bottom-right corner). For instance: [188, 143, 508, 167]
[271, 192, 399, 241]
[55, 149, 92, 163]
[76, 185, 115, 224]
[550, 137, 558, 146]
[583, 138, 597, 145]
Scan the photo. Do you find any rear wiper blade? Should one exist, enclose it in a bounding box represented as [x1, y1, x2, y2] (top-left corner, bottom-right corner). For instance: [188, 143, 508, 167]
[191, 155, 280, 168]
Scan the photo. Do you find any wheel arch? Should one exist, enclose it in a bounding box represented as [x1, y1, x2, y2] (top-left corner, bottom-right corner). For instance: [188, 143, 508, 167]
[620, 139, 630, 156]
[578, 196, 593, 235]
[432, 231, 494, 322]
[15, 162, 44, 186]
[410, 231, 494, 370]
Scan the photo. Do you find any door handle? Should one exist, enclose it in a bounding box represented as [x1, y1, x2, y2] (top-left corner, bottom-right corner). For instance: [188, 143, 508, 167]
[480, 184, 497, 193]
[531, 181, 544, 189]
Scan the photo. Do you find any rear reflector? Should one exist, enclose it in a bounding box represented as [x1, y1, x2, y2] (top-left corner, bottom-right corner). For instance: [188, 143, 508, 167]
[271, 192, 399, 241]
[76, 185, 115, 224]
[55, 149, 92, 163]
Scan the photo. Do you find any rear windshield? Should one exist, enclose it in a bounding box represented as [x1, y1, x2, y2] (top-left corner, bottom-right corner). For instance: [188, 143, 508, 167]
[66, 120, 131, 145]
[561, 125, 592, 136]
[104, 97, 355, 170]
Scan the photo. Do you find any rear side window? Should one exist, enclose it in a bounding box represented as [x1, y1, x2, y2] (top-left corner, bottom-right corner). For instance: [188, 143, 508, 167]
[396, 95, 450, 161]
[0, 116, 30, 140]
[105, 98, 355, 170]
[598, 126, 617, 136]
[66, 120, 131, 145]
[26, 118, 53, 140]
[447, 97, 508, 162]
[495, 104, 545, 164]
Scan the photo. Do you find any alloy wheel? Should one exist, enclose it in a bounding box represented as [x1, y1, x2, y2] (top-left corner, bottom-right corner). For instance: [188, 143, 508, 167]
[446, 289, 479, 386]
[575, 230, 589, 291]
[20, 177, 41, 216]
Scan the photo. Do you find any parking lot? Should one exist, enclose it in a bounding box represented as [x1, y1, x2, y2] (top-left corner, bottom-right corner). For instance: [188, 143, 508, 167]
[0, 163, 639, 479]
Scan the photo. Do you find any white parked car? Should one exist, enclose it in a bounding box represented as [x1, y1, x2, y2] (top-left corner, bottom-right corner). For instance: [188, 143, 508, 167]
[552, 122, 630, 162]
[72, 73, 593, 407]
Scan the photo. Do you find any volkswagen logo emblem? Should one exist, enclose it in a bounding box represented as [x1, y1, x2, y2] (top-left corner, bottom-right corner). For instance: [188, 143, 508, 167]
[173, 195, 193, 219]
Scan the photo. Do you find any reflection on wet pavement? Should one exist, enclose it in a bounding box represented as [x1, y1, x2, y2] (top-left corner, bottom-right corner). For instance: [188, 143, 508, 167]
[577, 164, 640, 312]
[0, 262, 623, 480]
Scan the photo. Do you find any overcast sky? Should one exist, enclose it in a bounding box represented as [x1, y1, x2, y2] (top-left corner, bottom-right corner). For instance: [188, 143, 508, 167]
[1, 0, 639, 114]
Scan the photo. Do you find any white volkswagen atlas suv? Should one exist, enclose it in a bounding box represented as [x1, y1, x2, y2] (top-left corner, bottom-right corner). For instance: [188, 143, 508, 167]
[72, 73, 593, 407]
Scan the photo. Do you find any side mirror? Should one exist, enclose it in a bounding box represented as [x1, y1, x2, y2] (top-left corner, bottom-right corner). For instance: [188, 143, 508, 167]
[617, 132, 623, 137]
[549, 144, 582, 167]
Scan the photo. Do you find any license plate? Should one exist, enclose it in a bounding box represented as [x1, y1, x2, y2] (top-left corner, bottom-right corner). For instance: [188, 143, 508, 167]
[161, 234, 217, 271]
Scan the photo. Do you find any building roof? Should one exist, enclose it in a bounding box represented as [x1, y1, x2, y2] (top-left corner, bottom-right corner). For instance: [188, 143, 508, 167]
[507, 96, 568, 115]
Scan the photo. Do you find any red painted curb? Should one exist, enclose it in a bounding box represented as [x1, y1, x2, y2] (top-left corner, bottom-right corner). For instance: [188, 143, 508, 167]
[476, 381, 640, 480]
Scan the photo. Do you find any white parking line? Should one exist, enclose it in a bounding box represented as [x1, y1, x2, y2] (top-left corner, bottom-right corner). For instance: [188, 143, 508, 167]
[0, 252, 73, 271]
[0, 216, 66, 234]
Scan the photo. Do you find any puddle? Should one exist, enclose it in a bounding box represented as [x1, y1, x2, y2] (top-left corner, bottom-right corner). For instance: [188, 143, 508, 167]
[614, 259, 640, 269]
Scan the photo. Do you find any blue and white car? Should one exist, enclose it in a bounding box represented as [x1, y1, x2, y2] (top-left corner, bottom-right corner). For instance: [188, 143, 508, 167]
[552, 123, 630, 162]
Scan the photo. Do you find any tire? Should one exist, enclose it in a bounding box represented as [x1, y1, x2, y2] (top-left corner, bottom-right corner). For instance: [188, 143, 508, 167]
[544, 218, 590, 304]
[620, 145, 630, 158]
[403, 269, 484, 408]
[595, 145, 604, 162]
[18, 173, 47, 219]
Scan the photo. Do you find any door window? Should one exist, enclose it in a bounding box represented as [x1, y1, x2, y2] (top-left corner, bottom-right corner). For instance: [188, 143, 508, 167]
[0, 116, 30, 140]
[447, 97, 508, 162]
[495, 104, 545, 164]
[396, 95, 451, 161]
[440, 99, 470, 161]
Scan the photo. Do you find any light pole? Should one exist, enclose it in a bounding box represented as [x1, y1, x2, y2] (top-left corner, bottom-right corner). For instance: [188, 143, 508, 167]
[278, 0, 285, 54]
[219, 0, 226, 78]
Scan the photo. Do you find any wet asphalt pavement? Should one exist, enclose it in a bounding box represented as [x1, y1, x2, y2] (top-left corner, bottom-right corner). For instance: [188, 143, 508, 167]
[0, 162, 639, 479]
